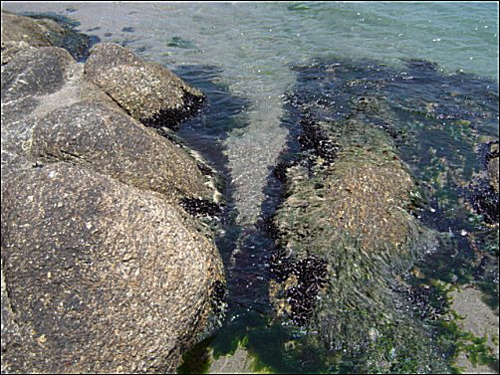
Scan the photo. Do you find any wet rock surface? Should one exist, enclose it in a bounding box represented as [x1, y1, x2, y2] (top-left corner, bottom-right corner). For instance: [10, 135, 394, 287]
[84, 43, 206, 130]
[266, 57, 499, 373]
[1, 10, 94, 64]
[1, 163, 224, 373]
[1, 11, 224, 374]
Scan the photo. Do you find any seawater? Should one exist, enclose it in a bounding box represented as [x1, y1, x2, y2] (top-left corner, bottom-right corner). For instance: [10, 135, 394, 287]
[2, 2, 498, 373]
[3, 1, 498, 224]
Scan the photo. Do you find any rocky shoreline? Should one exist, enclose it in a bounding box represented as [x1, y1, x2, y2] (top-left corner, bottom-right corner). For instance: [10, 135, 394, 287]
[2, 9, 498, 375]
[1, 10, 225, 373]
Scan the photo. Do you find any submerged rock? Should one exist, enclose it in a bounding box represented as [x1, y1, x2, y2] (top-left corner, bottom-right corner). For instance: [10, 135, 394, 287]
[465, 141, 500, 225]
[270, 115, 444, 372]
[1, 11, 224, 374]
[265, 58, 486, 373]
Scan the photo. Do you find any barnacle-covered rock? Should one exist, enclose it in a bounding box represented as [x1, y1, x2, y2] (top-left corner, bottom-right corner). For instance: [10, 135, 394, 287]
[1, 9, 92, 64]
[84, 43, 205, 130]
[1, 163, 224, 374]
[1, 11, 224, 374]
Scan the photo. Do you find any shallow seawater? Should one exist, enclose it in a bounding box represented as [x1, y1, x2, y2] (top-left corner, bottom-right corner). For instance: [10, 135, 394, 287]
[3, 2, 498, 373]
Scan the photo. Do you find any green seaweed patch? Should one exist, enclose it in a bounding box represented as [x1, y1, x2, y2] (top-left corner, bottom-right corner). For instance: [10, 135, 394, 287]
[436, 318, 499, 373]
[177, 336, 214, 374]
[404, 276, 498, 373]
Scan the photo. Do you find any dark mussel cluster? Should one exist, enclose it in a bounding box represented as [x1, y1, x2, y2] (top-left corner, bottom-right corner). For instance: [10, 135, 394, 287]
[141, 90, 206, 131]
[477, 140, 499, 172]
[210, 280, 227, 319]
[269, 247, 293, 283]
[179, 197, 223, 219]
[273, 159, 297, 184]
[285, 256, 328, 326]
[465, 178, 499, 225]
[298, 114, 339, 167]
[255, 215, 281, 240]
[405, 284, 447, 321]
[196, 161, 215, 177]
[464, 141, 499, 225]
[270, 248, 328, 326]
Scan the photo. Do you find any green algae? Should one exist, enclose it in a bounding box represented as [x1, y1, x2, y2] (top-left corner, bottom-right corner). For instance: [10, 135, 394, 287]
[178, 56, 498, 374]
[266, 57, 497, 373]
[178, 336, 214, 374]
[269, 114, 450, 373]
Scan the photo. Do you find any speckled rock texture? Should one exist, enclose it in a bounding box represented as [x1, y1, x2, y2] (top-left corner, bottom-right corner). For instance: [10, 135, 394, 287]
[30, 100, 213, 204]
[1, 163, 224, 374]
[1, 10, 62, 53]
[84, 43, 206, 130]
[1, 11, 224, 374]
[1, 10, 92, 64]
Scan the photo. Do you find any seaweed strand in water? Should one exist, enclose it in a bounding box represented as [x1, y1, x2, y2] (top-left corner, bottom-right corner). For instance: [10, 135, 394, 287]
[263, 55, 498, 374]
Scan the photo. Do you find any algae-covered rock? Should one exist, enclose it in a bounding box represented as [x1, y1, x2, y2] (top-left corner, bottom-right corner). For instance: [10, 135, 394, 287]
[84, 43, 206, 130]
[270, 116, 445, 371]
[1, 163, 224, 374]
[265, 58, 465, 373]
[265, 55, 499, 373]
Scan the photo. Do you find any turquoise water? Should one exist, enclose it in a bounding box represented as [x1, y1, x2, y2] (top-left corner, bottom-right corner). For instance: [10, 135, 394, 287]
[3, 2, 498, 373]
[3, 2, 498, 223]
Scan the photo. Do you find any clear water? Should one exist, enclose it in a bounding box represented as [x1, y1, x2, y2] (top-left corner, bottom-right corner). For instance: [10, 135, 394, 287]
[3, 1, 498, 223]
[3, 2, 498, 373]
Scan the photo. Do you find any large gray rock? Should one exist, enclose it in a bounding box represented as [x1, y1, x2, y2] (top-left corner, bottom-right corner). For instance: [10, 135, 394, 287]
[1, 11, 224, 374]
[1, 10, 92, 64]
[1, 163, 224, 373]
[1, 10, 62, 55]
[1, 46, 75, 119]
[84, 43, 206, 130]
[30, 100, 214, 204]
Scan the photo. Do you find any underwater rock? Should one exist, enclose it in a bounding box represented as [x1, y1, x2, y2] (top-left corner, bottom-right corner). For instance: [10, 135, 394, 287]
[267, 54, 500, 372]
[268, 58, 458, 373]
[450, 286, 499, 374]
[84, 43, 206, 130]
[271, 116, 437, 339]
[1, 163, 224, 374]
[465, 141, 499, 225]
